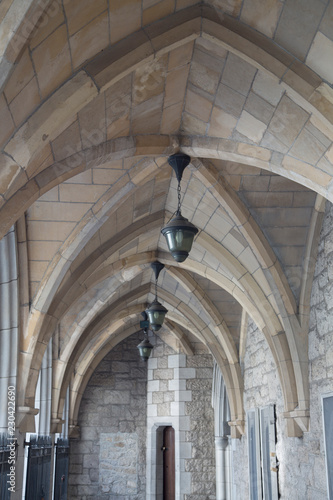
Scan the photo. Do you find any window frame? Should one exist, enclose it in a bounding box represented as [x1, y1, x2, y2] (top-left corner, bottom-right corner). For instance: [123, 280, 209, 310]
[322, 391, 333, 499]
[247, 408, 262, 500]
[247, 405, 279, 500]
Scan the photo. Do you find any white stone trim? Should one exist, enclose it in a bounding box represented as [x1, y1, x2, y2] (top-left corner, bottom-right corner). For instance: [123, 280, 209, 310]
[146, 352, 193, 499]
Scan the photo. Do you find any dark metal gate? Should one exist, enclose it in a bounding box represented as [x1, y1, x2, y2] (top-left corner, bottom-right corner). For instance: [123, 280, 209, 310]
[25, 435, 52, 500]
[0, 434, 11, 500]
[54, 438, 69, 500]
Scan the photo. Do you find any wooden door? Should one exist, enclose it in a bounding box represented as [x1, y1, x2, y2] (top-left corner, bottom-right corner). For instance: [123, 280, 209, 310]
[163, 426, 175, 500]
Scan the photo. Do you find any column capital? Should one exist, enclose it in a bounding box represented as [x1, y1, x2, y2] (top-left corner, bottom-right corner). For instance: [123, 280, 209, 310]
[215, 435, 229, 450]
[228, 419, 245, 438]
[283, 409, 310, 437]
[69, 424, 80, 439]
[51, 418, 65, 433]
[16, 406, 39, 432]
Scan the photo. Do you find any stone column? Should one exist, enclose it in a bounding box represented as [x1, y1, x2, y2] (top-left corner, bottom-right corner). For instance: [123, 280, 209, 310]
[37, 340, 52, 436]
[61, 386, 70, 438]
[212, 362, 232, 500]
[0, 227, 23, 500]
[215, 436, 230, 499]
[0, 227, 19, 433]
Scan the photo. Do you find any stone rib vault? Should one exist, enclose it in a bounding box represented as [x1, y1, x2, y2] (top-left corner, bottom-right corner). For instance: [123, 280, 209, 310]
[0, 1, 333, 498]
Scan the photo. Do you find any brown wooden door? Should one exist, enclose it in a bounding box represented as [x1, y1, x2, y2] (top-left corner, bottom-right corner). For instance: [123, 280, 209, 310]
[163, 426, 175, 500]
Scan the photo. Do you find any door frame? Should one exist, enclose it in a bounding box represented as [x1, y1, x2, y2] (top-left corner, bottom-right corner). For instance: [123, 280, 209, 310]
[146, 421, 181, 500]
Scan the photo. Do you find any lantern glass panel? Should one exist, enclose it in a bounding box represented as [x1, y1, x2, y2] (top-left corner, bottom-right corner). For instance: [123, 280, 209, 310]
[147, 309, 166, 330]
[165, 229, 195, 253]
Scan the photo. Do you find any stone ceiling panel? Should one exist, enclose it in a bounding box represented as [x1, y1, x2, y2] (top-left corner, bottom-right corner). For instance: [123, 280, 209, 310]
[189, 271, 242, 346]
[274, 0, 327, 62]
[238, 169, 316, 301]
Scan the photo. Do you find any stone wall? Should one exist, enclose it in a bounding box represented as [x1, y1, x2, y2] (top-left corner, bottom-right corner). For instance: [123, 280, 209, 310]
[232, 200, 333, 499]
[68, 332, 216, 500]
[185, 354, 216, 500]
[146, 335, 215, 500]
[68, 334, 148, 500]
[232, 318, 284, 499]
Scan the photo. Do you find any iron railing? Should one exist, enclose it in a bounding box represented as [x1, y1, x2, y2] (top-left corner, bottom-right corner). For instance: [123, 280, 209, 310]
[25, 435, 52, 500]
[54, 438, 69, 500]
[0, 434, 12, 500]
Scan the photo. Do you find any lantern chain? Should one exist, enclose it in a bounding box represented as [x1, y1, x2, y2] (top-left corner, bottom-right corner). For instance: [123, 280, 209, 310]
[177, 180, 182, 215]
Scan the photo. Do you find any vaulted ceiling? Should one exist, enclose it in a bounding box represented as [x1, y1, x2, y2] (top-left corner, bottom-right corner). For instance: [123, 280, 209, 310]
[2, 0, 333, 437]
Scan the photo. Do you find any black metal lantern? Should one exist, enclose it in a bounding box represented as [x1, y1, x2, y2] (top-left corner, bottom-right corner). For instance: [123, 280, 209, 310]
[146, 261, 168, 331]
[137, 336, 153, 361]
[137, 332, 154, 361]
[161, 153, 198, 262]
[137, 312, 154, 361]
[146, 299, 167, 331]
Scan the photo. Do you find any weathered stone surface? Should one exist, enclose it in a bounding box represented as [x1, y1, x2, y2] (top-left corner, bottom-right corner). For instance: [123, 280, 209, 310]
[32, 24, 72, 98]
[68, 334, 147, 499]
[145, 337, 215, 497]
[99, 433, 138, 495]
[233, 200, 333, 499]
[153, 368, 174, 379]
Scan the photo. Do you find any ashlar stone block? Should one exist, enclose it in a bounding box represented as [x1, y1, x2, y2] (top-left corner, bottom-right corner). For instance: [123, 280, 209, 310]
[189, 58, 221, 95]
[32, 24, 72, 99]
[268, 95, 309, 149]
[240, 0, 282, 38]
[215, 83, 246, 118]
[147, 380, 160, 392]
[168, 40, 194, 69]
[181, 112, 207, 135]
[236, 110, 267, 143]
[70, 11, 109, 70]
[252, 70, 284, 106]
[171, 401, 185, 415]
[290, 127, 328, 165]
[0, 94, 15, 146]
[275, 0, 326, 61]
[208, 106, 237, 138]
[157, 402, 171, 416]
[160, 100, 183, 134]
[148, 404, 157, 418]
[110, 0, 141, 44]
[152, 391, 164, 404]
[29, 0, 65, 50]
[221, 52, 256, 97]
[169, 379, 186, 391]
[133, 55, 167, 106]
[64, 0, 107, 36]
[10, 75, 41, 127]
[175, 367, 196, 379]
[185, 88, 213, 122]
[4, 48, 35, 104]
[168, 353, 186, 368]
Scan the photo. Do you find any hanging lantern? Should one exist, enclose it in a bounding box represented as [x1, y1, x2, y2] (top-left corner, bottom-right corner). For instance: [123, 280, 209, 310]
[137, 334, 154, 361]
[137, 312, 154, 361]
[146, 261, 168, 331]
[161, 213, 198, 263]
[161, 153, 198, 262]
[146, 299, 168, 332]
